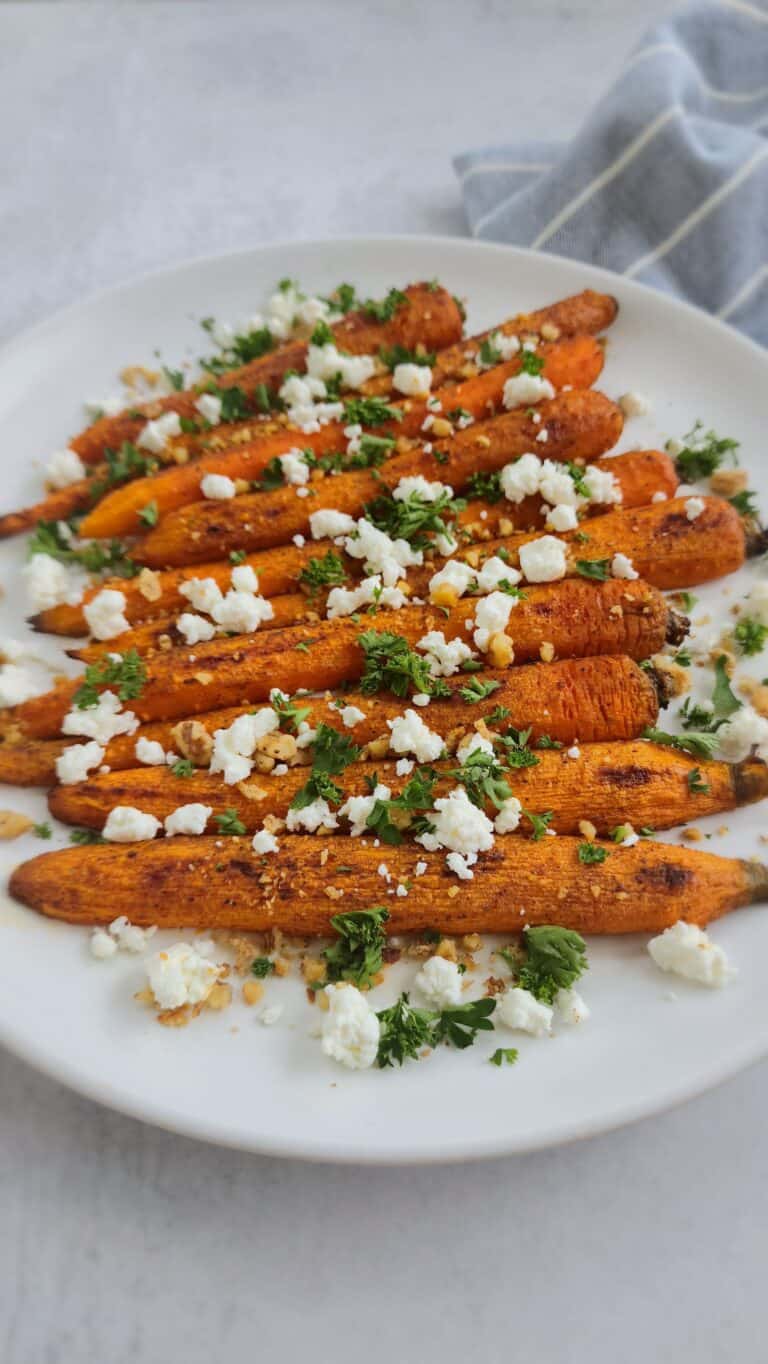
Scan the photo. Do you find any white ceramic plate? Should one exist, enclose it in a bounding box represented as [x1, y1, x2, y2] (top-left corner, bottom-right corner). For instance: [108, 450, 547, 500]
[0, 236, 766, 1163]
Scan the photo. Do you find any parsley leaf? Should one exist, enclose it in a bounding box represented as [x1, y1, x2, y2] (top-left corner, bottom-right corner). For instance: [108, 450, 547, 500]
[73, 649, 146, 709]
[376, 992, 435, 1066]
[214, 809, 246, 835]
[459, 677, 501, 703]
[711, 653, 742, 720]
[290, 723, 360, 811]
[170, 758, 195, 778]
[518, 925, 588, 1004]
[448, 750, 511, 810]
[575, 558, 611, 581]
[734, 617, 768, 656]
[68, 828, 105, 845]
[577, 842, 609, 865]
[363, 488, 465, 551]
[363, 288, 408, 322]
[342, 396, 402, 428]
[251, 957, 275, 979]
[489, 1047, 519, 1067]
[432, 997, 496, 1049]
[358, 630, 450, 699]
[324, 906, 390, 989]
[229, 549, 247, 564]
[729, 490, 759, 519]
[495, 726, 540, 770]
[523, 808, 554, 840]
[518, 349, 545, 377]
[33, 822, 52, 839]
[365, 767, 438, 845]
[672, 423, 739, 481]
[688, 767, 710, 794]
[379, 343, 436, 371]
[298, 550, 347, 596]
[269, 690, 312, 733]
[138, 500, 159, 528]
[642, 727, 720, 760]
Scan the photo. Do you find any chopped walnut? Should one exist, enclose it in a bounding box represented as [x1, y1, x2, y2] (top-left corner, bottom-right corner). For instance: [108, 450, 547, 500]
[484, 976, 507, 997]
[237, 779, 268, 802]
[136, 568, 162, 602]
[170, 718, 214, 766]
[0, 810, 35, 839]
[435, 937, 458, 961]
[650, 654, 691, 697]
[710, 467, 748, 497]
[242, 980, 264, 1006]
[578, 819, 597, 842]
[205, 983, 232, 1011]
[682, 827, 703, 842]
[488, 631, 514, 668]
[539, 641, 555, 663]
[739, 676, 768, 718]
[431, 582, 461, 609]
[540, 322, 561, 342]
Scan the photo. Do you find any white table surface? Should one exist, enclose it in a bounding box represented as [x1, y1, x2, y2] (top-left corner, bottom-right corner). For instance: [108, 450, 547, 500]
[2, 3, 766, 1361]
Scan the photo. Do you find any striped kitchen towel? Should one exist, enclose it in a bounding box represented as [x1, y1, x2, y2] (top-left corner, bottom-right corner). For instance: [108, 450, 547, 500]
[454, 0, 768, 343]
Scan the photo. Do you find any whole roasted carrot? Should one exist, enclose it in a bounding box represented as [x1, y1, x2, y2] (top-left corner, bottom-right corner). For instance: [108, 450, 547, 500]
[466, 495, 750, 590]
[11, 835, 767, 934]
[47, 746, 768, 836]
[32, 445, 671, 640]
[80, 334, 607, 539]
[4, 579, 675, 739]
[135, 384, 620, 568]
[0, 655, 664, 786]
[68, 283, 463, 465]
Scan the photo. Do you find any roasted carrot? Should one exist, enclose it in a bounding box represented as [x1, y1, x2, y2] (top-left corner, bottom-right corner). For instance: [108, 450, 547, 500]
[4, 579, 675, 739]
[0, 479, 99, 539]
[0, 655, 664, 787]
[467, 495, 750, 590]
[68, 284, 463, 465]
[11, 835, 767, 934]
[80, 334, 608, 539]
[134, 384, 620, 568]
[47, 746, 768, 837]
[33, 445, 670, 640]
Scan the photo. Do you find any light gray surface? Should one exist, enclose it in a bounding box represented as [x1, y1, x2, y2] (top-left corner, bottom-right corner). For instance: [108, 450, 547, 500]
[1, 3, 765, 1361]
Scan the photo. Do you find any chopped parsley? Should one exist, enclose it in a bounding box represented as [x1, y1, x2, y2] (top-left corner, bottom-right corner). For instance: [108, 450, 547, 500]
[379, 343, 436, 371]
[575, 558, 611, 581]
[323, 905, 389, 990]
[734, 617, 768, 656]
[89, 442, 158, 500]
[535, 735, 562, 750]
[170, 758, 195, 778]
[523, 808, 554, 841]
[251, 957, 275, 979]
[465, 470, 503, 503]
[518, 925, 588, 1004]
[73, 649, 146, 709]
[478, 336, 502, 367]
[269, 690, 312, 733]
[162, 366, 185, 392]
[215, 385, 251, 424]
[672, 423, 739, 482]
[27, 521, 138, 579]
[432, 997, 496, 1049]
[365, 767, 438, 845]
[577, 842, 609, 865]
[489, 1047, 519, 1067]
[362, 288, 408, 322]
[459, 677, 501, 703]
[214, 808, 246, 835]
[711, 654, 742, 719]
[229, 549, 247, 564]
[68, 828, 105, 845]
[298, 550, 348, 596]
[518, 349, 545, 377]
[688, 767, 711, 794]
[32, 822, 52, 840]
[376, 993, 496, 1066]
[290, 723, 360, 811]
[138, 500, 159, 528]
[449, 750, 511, 810]
[729, 489, 759, 518]
[642, 727, 719, 761]
[495, 726, 540, 770]
[363, 488, 465, 550]
[486, 704, 512, 726]
[358, 630, 450, 699]
[342, 396, 402, 428]
[310, 320, 335, 347]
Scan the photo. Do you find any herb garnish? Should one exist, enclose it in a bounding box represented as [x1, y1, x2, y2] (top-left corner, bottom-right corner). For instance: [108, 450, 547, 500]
[298, 550, 348, 596]
[358, 630, 450, 698]
[290, 723, 360, 811]
[672, 423, 739, 481]
[489, 1048, 519, 1067]
[73, 649, 146, 709]
[518, 925, 588, 1003]
[575, 558, 611, 581]
[214, 809, 246, 835]
[324, 906, 390, 989]
[734, 617, 768, 656]
[577, 842, 609, 865]
[459, 677, 501, 703]
[251, 957, 275, 979]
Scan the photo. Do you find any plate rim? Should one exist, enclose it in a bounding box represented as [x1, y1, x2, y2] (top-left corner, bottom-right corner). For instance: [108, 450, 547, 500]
[1, 232, 767, 1164]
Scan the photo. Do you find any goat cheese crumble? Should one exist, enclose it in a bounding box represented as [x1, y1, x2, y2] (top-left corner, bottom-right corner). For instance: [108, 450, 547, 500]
[647, 921, 736, 988]
[415, 956, 464, 1008]
[321, 984, 380, 1069]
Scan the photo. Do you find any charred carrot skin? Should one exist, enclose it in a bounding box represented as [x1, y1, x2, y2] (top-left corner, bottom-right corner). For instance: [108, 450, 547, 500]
[11, 835, 766, 935]
[33, 444, 669, 640]
[134, 382, 619, 568]
[68, 284, 463, 466]
[471, 496, 747, 590]
[80, 334, 608, 540]
[4, 579, 672, 739]
[47, 747, 768, 837]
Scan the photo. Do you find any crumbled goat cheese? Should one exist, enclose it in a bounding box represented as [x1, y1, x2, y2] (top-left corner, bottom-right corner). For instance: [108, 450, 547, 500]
[306, 342, 375, 390]
[55, 740, 106, 785]
[618, 392, 650, 418]
[177, 612, 216, 645]
[611, 553, 639, 580]
[321, 984, 380, 1069]
[209, 708, 280, 784]
[195, 392, 222, 425]
[285, 797, 338, 833]
[417, 630, 476, 677]
[137, 411, 181, 454]
[651, 491, 668, 503]
[555, 988, 590, 1024]
[582, 466, 622, 505]
[446, 850, 476, 879]
[567, 745, 581, 760]
[475, 556, 521, 593]
[473, 590, 516, 651]
[201, 473, 236, 500]
[278, 449, 311, 485]
[518, 535, 567, 583]
[230, 563, 259, 593]
[387, 710, 444, 763]
[179, 577, 223, 615]
[412, 693, 430, 707]
[538, 462, 582, 509]
[46, 448, 86, 488]
[392, 475, 453, 503]
[146, 942, 220, 1009]
[340, 704, 366, 728]
[428, 559, 476, 601]
[23, 553, 87, 610]
[342, 518, 422, 587]
[717, 706, 768, 763]
[109, 915, 156, 953]
[61, 690, 138, 744]
[135, 737, 167, 765]
[83, 589, 130, 641]
[415, 955, 464, 1008]
[211, 590, 274, 634]
[685, 497, 705, 521]
[325, 575, 406, 620]
[547, 503, 579, 532]
[494, 796, 523, 834]
[457, 731, 495, 762]
[103, 806, 162, 842]
[309, 508, 357, 540]
[90, 928, 118, 960]
[418, 785, 494, 855]
[84, 395, 124, 419]
[500, 453, 542, 503]
[164, 803, 212, 836]
[497, 986, 553, 1035]
[0, 663, 49, 707]
[503, 373, 555, 409]
[340, 784, 391, 837]
[293, 533, 306, 548]
[647, 920, 736, 987]
[415, 860, 427, 876]
[488, 331, 521, 363]
[252, 827, 279, 854]
[392, 363, 432, 396]
[395, 757, 414, 776]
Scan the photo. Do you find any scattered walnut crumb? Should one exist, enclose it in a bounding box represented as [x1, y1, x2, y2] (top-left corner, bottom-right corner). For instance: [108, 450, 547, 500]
[431, 582, 460, 609]
[447, 886, 460, 898]
[484, 976, 507, 997]
[120, 363, 160, 391]
[590, 884, 601, 899]
[540, 322, 560, 342]
[650, 654, 690, 697]
[205, 982, 232, 1011]
[431, 417, 453, 438]
[236, 779, 268, 802]
[710, 467, 748, 497]
[578, 819, 597, 842]
[708, 645, 736, 673]
[301, 956, 326, 985]
[615, 891, 629, 901]
[498, 518, 514, 537]
[136, 567, 162, 602]
[361, 734, 389, 760]
[475, 434, 491, 449]
[170, 718, 214, 767]
[225, 936, 260, 975]
[233, 478, 250, 495]
[488, 630, 514, 668]
[316, 990, 330, 1011]
[682, 827, 703, 842]
[193, 671, 214, 686]
[717, 825, 730, 837]
[608, 603, 624, 619]
[263, 814, 286, 835]
[436, 937, 458, 960]
[539, 641, 555, 663]
[0, 810, 34, 839]
[158, 633, 173, 652]
[134, 987, 155, 1007]
[324, 886, 344, 901]
[739, 676, 768, 718]
[319, 847, 329, 867]
[557, 886, 568, 900]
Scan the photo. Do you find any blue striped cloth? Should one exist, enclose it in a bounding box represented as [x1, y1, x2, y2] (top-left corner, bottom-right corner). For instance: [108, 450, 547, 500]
[455, 0, 768, 344]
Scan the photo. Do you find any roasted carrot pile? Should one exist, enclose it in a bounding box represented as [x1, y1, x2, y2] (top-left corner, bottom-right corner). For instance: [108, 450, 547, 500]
[1, 272, 766, 1053]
